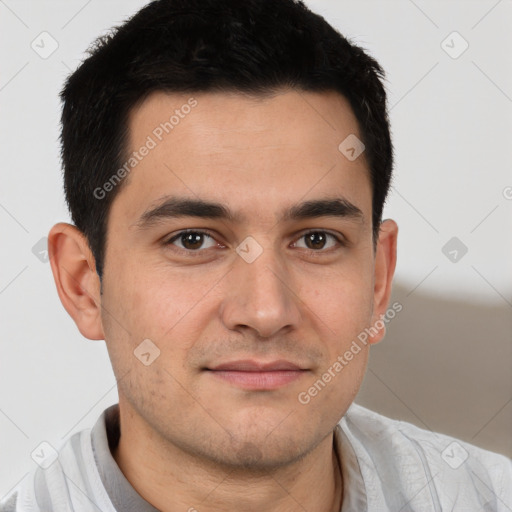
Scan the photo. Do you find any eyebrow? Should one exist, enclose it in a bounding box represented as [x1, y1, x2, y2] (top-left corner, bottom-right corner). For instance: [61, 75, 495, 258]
[132, 195, 364, 230]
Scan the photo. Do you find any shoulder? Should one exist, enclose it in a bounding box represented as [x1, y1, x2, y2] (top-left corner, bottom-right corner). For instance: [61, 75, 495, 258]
[0, 421, 115, 512]
[0, 430, 88, 512]
[339, 402, 512, 510]
[0, 492, 18, 512]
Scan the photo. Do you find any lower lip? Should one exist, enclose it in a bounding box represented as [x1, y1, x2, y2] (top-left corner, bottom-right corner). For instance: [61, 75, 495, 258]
[207, 370, 307, 390]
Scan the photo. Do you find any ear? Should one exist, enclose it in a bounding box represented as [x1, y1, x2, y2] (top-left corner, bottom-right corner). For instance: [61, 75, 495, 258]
[367, 219, 398, 344]
[47, 222, 105, 340]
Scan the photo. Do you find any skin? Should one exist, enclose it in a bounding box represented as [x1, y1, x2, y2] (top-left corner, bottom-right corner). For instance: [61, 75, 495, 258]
[48, 89, 398, 512]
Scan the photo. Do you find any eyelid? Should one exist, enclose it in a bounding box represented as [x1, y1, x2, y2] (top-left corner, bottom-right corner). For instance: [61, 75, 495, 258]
[164, 228, 346, 253]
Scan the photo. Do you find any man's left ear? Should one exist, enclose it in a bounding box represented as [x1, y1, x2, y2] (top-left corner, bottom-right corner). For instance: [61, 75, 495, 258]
[367, 219, 398, 344]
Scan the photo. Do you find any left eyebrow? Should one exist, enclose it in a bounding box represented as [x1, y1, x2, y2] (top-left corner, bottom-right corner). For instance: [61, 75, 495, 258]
[131, 195, 364, 230]
[283, 197, 364, 223]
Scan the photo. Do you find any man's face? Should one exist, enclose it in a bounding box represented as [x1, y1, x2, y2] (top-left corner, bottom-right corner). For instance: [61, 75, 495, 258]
[99, 89, 391, 468]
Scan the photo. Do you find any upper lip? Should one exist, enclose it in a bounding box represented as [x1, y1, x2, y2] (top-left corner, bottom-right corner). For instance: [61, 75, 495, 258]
[207, 359, 306, 372]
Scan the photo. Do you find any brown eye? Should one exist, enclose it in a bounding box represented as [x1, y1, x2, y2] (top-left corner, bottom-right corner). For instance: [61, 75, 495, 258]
[305, 232, 327, 250]
[166, 230, 217, 251]
[293, 231, 342, 252]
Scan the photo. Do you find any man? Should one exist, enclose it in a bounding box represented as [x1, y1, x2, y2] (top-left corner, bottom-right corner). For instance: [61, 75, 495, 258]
[2, 0, 511, 510]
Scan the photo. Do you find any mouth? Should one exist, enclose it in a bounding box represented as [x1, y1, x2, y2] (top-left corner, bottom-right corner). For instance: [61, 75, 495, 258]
[204, 359, 309, 390]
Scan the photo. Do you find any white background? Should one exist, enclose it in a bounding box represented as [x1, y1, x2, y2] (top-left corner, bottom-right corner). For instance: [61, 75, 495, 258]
[1, 0, 511, 497]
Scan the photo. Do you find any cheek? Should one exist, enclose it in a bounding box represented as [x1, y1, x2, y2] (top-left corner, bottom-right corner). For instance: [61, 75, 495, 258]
[101, 262, 219, 380]
[297, 334, 369, 428]
[105, 261, 192, 336]
[99, 270, 194, 404]
[298, 258, 375, 338]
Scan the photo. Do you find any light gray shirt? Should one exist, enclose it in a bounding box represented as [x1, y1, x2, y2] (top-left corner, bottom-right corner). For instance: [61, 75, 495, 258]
[1, 402, 511, 511]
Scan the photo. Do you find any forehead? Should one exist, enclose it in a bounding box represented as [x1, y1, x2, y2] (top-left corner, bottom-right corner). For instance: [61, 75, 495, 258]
[111, 89, 371, 228]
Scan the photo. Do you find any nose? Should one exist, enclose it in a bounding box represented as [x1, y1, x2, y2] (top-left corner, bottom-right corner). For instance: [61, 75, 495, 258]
[219, 244, 302, 339]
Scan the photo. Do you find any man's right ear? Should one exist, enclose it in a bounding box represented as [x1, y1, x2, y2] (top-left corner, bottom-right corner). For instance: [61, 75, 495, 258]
[47, 222, 105, 340]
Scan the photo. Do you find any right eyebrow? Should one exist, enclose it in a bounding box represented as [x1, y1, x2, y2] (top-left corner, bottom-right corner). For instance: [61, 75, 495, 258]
[132, 197, 242, 230]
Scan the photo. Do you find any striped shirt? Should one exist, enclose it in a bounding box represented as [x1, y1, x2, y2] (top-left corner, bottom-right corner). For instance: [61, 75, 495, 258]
[1, 402, 511, 511]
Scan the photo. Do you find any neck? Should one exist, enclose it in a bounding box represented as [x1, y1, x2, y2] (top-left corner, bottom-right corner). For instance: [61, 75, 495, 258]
[112, 405, 343, 512]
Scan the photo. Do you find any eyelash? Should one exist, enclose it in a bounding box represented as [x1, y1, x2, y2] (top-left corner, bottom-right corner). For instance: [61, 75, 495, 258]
[164, 229, 346, 256]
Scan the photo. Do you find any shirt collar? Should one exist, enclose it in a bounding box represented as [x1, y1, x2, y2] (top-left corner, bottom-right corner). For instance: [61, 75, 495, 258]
[91, 404, 159, 512]
[92, 403, 365, 512]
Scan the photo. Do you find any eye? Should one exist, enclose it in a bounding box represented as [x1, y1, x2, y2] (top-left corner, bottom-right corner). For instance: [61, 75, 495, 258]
[165, 230, 219, 251]
[164, 229, 345, 255]
[292, 231, 344, 252]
